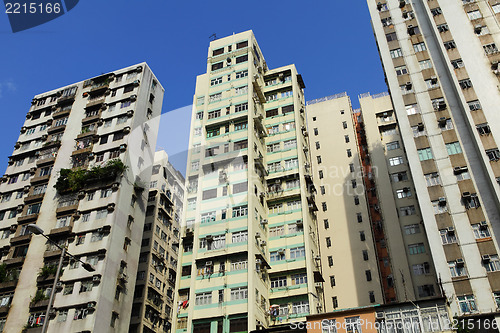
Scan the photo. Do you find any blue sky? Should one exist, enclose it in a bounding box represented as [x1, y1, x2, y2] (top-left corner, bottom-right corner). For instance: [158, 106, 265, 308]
[0, 0, 387, 175]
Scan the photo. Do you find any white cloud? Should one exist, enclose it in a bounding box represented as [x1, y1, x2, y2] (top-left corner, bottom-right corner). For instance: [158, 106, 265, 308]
[0, 80, 17, 98]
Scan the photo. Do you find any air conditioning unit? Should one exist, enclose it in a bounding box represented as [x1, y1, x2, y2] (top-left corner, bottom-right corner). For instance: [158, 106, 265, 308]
[87, 302, 96, 309]
[56, 282, 63, 288]
[278, 248, 285, 254]
[376, 312, 385, 320]
[256, 259, 262, 265]
[438, 117, 447, 126]
[405, 82, 412, 90]
[480, 221, 488, 229]
[481, 254, 490, 262]
[296, 220, 303, 227]
[314, 255, 321, 261]
[93, 276, 101, 282]
[261, 219, 268, 225]
[205, 261, 213, 266]
[260, 241, 267, 247]
[255, 232, 261, 239]
[447, 226, 455, 233]
[417, 123, 424, 131]
[438, 197, 447, 205]
[430, 76, 438, 84]
[304, 163, 311, 169]
[462, 192, 471, 198]
[314, 282, 323, 288]
[186, 228, 193, 234]
[206, 235, 213, 241]
[456, 258, 464, 265]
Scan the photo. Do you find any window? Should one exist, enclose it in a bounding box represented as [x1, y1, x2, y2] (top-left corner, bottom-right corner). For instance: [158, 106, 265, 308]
[270, 276, 287, 288]
[195, 292, 212, 305]
[386, 32, 398, 42]
[419, 59, 433, 70]
[210, 77, 222, 86]
[404, 224, 420, 235]
[418, 148, 433, 161]
[365, 270, 372, 281]
[345, 316, 362, 333]
[418, 285, 436, 297]
[57, 310, 68, 322]
[446, 142, 462, 155]
[449, 261, 467, 277]
[326, 237, 331, 247]
[386, 141, 400, 151]
[472, 223, 491, 239]
[486, 149, 500, 161]
[444, 41, 457, 50]
[292, 301, 309, 315]
[425, 173, 441, 186]
[328, 256, 333, 266]
[406, 104, 419, 115]
[432, 200, 448, 214]
[390, 48, 403, 58]
[395, 65, 408, 75]
[425, 78, 439, 89]
[389, 156, 404, 166]
[232, 205, 248, 218]
[458, 295, 477, 313]
[347, 149, 352, 157]
[408, 243, 425, 255]
[283, 139, 296, 150]
[476, 123, 491, 136]
[362, 250, 369, 261]
[413, 42, 426, 52]
[317, 156, 322, 164]
[95, 209, 107, 219]
[467, 10, 482, 20]
[232, 231, 248, 244]
[235, 55, 248, 63]
[468, 100, 482, 111]
[413, 262, 431, 275]
[270, 250, 285, 262]
[283, 121, 295, 131]
[63, 283, 74, 295]
[451, 59, 464, 69]
[482, 254, 500, 272]
[235, 85, 248, 95]
[440, 229, 457, 244]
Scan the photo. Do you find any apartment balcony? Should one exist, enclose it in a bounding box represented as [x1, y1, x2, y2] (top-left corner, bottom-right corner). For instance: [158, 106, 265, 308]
[90, 82, 110, 94]
[3, 256, 25, 266]
[266, 187, 301, 202]
[85, 96, 105, 108]
[24, 193, 44, 204]
[57, 93, 76, 104]
[23, 326, 43, 333]
[77, 129, 97, 140]
[51, 107, 71, 119]
[0, 279, 18, 291]
[17, 213, 39, 223]
[36, 155, 57, 167]
[43, 249, 62, 259]
[10, 234, 32, 245]
[71, 146, 93, 157]
[49, 225, 73, 237]
[55, 202, 79, 215]
[0, 305, 10, 315]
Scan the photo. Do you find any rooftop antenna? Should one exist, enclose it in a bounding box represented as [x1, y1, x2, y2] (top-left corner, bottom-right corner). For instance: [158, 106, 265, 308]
[209, 33, 217, 41]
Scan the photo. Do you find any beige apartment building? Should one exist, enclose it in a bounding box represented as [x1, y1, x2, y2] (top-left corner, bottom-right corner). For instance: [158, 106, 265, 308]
[305, 93, 384, 312]
[368, 0, 500, 324]
[305, 92, 439, 313]
[0, 63, 163, 332]
[173, 30, 324, 333]
[130, 150, 185, 333]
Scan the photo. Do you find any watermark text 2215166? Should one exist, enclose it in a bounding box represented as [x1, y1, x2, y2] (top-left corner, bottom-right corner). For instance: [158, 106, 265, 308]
[5, 2, 61, 14]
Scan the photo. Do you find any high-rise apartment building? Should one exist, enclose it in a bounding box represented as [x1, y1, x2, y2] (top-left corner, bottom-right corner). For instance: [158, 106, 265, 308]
[368, 0, 500, 322]
[0, 63, 163, 332]
[305, 92, 439, 313]
[305, 93, 385, 312]
[173, 30, 323, 332]
[130, 150, 185, 333]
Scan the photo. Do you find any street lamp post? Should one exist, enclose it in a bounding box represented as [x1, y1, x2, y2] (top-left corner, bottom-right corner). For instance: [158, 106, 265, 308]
[27, 224, 95, 333]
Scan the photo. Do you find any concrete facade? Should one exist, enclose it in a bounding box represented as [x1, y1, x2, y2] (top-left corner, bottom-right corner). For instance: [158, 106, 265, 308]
[173, 30, 323, 333]
[130, 151, 185, 332]
[0, 63, 163, 332]
[367, 0, 500, 324]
